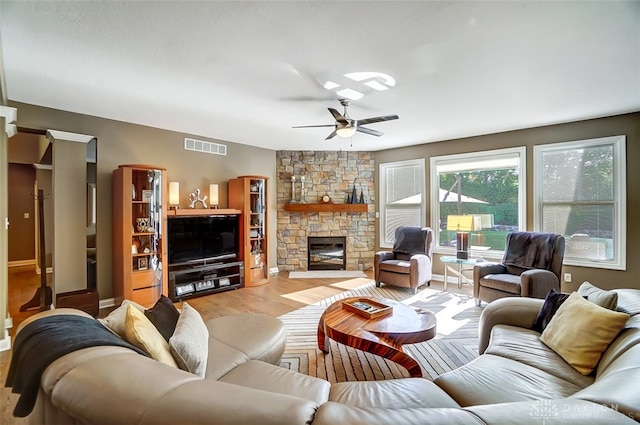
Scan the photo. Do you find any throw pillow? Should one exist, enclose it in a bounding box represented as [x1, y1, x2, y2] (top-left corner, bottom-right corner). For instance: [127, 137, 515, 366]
[98, 299, 146, 338]
[124, 304, 178, 368]
[578, 281, 618, 310]
[540, 291, 629, 375]
[169, 302, 209, 378]
[144, 295, 180, 341]
[532, 290, 570, 333]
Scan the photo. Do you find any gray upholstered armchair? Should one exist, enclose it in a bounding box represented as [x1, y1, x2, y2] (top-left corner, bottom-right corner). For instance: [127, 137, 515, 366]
[374, 226, 434, 294]
[473, 231, 565, 306]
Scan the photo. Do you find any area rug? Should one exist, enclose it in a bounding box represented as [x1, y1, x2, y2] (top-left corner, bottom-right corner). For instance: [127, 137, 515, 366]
[278, 281, 480, 382]
[288, 270, 367, 279]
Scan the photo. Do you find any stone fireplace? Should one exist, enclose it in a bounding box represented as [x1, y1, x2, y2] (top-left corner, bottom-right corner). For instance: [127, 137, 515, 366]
[307, 236, 346, 270]
[276, 151, 376, 272]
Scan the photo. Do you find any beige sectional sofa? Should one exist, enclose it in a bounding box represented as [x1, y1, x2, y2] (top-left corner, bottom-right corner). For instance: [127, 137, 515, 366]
[10, 289, 640, 425]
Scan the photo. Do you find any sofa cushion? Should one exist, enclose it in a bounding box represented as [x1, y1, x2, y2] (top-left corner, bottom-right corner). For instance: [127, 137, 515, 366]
[540, 292, 629, 375]
[169, 302, 208, 378]
[144, 295, 180, 341]
[124, 304, 178, 368]
[613, 288, 640, 316]
[578, 281, 618, 310]
[485, 325, 594, 389]
[329, 379, 460, 409]
[206, 313, 285, 365]
[220, 360, 330, 405]
[532, 290, 570, 333]
[98, 299, 146, 338]
[434, 354, 583, 406]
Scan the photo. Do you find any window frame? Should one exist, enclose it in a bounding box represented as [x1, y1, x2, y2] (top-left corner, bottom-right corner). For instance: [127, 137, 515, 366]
[533, 135, 626, 270]
[430, 146, 527, 255]
[379, 158, 426, 249]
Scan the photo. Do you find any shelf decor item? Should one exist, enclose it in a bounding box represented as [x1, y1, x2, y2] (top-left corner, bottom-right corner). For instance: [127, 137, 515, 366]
[209, 184, 219, 209]
[188, 188, 208, 209]
[290, 176, 297, 204]
[168, 182, 180, 210]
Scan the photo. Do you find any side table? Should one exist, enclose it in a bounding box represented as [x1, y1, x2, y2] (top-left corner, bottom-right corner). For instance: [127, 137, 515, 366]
[440, 256, 480, 291]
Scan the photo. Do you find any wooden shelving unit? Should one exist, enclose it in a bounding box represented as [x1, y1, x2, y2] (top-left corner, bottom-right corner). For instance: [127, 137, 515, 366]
[112, 164, 168, 308]
[229, 176, 270, 287]
[284, 203, 368, 213]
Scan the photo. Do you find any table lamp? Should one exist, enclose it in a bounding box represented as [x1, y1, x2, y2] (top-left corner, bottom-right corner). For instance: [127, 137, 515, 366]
[447, 215, 474, 259]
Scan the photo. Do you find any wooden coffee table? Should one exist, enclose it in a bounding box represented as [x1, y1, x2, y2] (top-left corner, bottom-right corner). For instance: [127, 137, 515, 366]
[317, 296, 437, 377]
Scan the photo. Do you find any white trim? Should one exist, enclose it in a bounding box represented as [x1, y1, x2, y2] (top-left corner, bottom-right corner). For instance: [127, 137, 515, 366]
[5, 316, 13, 329]
[0, 106, 17, 137]
[0, 330, 11, 352]
[46, 130, 94, 144]
[8, 259, 36, 267]
[99, 298, 116, 309]
[269, 267, 279, 275]
[33, 163, 53, 170]
[533, 135, 626, 271]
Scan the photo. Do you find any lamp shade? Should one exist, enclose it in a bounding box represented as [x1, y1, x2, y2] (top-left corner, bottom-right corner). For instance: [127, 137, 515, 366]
[169, 182, 180, 206]
[447, 215, 474, 231]
[209, 184, 219, 206]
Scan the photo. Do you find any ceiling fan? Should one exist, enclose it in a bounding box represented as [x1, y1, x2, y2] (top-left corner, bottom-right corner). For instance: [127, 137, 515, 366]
[293, 99, 399, 140]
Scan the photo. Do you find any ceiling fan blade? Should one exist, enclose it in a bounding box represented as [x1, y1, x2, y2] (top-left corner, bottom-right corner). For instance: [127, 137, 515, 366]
[325, 129, 338, 140]
[292, 124, 335, 128]
[356, 115, 399, 126]
[356, 126, 384, 137]
[328, 108, 348, 125]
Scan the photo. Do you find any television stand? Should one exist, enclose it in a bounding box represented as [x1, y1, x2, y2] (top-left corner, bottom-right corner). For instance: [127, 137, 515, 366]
[168, 260, 244, 302]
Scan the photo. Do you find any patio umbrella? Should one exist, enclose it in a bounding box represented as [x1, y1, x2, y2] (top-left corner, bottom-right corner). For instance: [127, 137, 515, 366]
[439, 188, 488, 204]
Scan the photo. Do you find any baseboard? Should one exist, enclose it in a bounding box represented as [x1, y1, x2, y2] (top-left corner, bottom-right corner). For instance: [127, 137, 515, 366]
[99, 298, 116, 309]
[5, 316, 13, 329]
[0, 330, 11, 352]
[269, 267, 279, 276]
[8, 259, 35, 268]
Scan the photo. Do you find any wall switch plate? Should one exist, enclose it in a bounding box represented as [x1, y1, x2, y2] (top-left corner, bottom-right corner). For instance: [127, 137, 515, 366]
[564, 273, 572, 282]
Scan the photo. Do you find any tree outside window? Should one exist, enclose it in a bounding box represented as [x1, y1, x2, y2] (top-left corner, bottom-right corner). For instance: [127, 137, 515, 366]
[431, 147, 526, 253]
[534, 136, 626, 270]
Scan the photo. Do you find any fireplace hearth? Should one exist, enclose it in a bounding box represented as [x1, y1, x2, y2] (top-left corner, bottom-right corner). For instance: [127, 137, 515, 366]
[308, 237, 346, 270]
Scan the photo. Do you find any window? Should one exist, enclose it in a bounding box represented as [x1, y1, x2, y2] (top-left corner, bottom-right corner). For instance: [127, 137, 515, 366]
[430, 147, 526, 254]
[534, 136, 626, 270]
[379, 159, 425, 247]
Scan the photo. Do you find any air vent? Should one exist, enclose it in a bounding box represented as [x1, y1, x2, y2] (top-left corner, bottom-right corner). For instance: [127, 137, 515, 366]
[184, 138, 227, 156]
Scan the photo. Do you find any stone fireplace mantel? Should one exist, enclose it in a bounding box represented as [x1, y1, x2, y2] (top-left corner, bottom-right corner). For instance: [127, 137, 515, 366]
[284, 203, 368, 213]
[276, 151, 376, 272]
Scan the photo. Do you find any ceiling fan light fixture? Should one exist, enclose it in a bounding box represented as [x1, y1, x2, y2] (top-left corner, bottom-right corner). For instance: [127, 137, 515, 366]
[336, 124, 357, 138]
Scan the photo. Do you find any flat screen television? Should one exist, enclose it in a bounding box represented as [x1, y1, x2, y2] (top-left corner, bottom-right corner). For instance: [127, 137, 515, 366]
[167, 215, 239, 266]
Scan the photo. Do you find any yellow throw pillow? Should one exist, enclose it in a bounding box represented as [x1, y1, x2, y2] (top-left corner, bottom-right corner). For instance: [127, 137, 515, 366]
[124, 304, 178, 368]
[540, 291, 629, 375]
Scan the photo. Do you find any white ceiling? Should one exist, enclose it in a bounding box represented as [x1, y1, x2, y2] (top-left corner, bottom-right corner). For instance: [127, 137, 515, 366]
[1, 1, 639, 152]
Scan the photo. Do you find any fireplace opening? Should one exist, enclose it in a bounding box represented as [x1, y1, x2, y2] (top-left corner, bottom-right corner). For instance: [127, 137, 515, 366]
[308, 236, 346, 270]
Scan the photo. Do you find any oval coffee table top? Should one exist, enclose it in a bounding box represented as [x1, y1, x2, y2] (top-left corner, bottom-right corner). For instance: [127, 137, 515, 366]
[322, 296, 437, 345]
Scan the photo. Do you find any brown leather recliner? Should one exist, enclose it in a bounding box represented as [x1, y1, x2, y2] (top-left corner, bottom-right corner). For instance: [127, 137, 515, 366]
[374, 226, 434, 294]
[473, 231, 565, 306]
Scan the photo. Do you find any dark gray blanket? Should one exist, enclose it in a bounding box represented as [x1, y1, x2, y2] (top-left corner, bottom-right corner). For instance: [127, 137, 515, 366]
[503, 232, 559, 270]
[5, 314, 148, 417]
